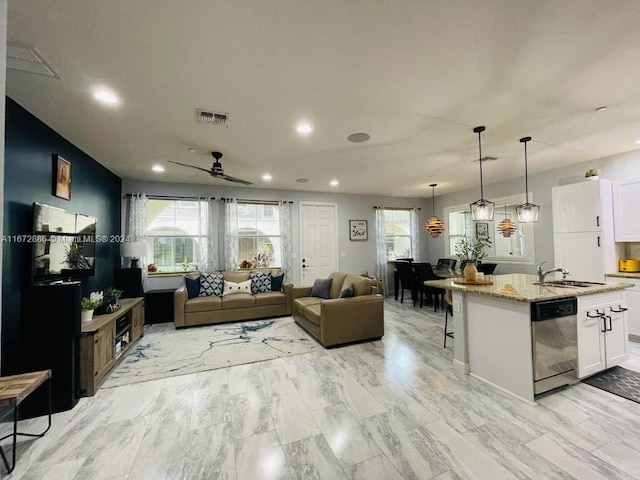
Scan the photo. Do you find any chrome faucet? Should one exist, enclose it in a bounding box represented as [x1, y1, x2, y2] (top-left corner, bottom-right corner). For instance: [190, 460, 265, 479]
[537, 261, 570, 282]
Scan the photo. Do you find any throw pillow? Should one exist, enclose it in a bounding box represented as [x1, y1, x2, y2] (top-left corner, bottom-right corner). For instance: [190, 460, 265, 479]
[185, 275, 201, 299]
[250, 271, 272, 294]
[310, 278, 332, 299]
[271, 272, 285, 292]
[339, 284, 354, 298]
[222, 279, 251, 296]
[199, 273, 223, 297]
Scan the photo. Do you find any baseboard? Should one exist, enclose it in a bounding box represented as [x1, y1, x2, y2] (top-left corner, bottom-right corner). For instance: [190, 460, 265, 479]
[629, 334, 640, 343]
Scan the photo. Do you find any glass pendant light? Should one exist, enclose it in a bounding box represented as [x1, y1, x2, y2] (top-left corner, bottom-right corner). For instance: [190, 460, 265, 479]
[470, 126, 495, 221]
[424, 183, 445, 238]
[516, 136, 540, 222]
[497, 204, 516, 238]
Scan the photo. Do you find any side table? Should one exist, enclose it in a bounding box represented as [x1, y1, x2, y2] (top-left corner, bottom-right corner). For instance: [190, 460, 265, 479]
[144, 289, 175, 324]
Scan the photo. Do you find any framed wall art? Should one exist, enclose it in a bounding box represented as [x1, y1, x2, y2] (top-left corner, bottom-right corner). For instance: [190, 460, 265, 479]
[349, 220, 368, 241]
[476, 222, 489, 239]
[53, 155, 71, 200]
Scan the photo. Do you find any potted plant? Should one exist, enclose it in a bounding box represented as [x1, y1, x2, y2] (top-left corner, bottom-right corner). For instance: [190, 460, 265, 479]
[585, 168, 600, 180]
[454, 237, 491, 280]
[103, 287, 124, 313]
[81, 291, 103, 323]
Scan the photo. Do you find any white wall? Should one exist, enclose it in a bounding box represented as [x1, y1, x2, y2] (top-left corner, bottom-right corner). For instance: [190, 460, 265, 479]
[122, 179, 430, 291]
[428, 149, 640, 274]
[0, 0, 8, 372]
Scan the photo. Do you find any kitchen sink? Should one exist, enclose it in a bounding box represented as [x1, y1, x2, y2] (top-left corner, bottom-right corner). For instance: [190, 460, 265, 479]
[533, 280, 607, 288]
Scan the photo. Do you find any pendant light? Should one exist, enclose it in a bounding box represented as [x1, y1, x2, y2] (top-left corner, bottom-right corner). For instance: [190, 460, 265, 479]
[470, 126, 495, 221]
[425, 183, 445, 238]
[516, 136, 540, 222]
[497, 204, 516, 238]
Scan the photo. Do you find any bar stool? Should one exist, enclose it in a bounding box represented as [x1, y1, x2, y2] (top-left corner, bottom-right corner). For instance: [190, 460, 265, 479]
[0, 370, 52, 474]
[444, 290, 454, 348]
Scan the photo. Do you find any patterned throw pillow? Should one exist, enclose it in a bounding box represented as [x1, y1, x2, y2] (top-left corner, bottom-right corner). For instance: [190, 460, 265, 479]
[250, 272, 272, 294]
[223, 279, 252, 296]
[199, 273, 223, 297]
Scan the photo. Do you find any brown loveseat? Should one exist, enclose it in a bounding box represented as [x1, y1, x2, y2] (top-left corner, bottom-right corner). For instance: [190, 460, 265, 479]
[174, 269, 292, 328]
[292, 272, 384, 347]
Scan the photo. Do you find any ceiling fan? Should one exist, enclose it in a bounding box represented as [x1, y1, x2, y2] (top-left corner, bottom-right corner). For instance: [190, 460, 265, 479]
[169, 151, 252, 185]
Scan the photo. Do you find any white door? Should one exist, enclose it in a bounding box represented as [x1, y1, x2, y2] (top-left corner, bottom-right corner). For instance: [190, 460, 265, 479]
[604, 308, 629, 366]
[552, 181, 603, 233]
[613, 177, 640, 241]
[577, 308, 607, 378]
[300, 203, 338, 286]
[553, 232, 605, 281]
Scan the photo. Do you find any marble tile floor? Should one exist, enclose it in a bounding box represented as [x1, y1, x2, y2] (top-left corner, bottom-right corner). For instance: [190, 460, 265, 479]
[3, 301, 640, 479]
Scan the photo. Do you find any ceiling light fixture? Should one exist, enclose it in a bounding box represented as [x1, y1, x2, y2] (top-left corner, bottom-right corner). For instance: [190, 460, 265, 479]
[152, 164, 165, 173]
[424, 183, 444, 238]
[330, 179, 339, 187]
[262, 174, 272, 181]
[93, 88, 119, 105]
[470, 126, 494, 221]
[516, 136, 540, 222]
[595, 106, 608, 112]
[296, 123, 312, 134]
[497, 205, 516, 238]
[347, 133, 370, 143]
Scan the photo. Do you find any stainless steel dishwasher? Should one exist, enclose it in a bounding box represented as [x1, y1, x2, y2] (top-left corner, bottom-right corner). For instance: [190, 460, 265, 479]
[531, 297, 578, 395]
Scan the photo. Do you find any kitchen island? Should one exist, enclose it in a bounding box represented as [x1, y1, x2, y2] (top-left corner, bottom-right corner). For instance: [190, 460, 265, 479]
[425, 273, 632, 404]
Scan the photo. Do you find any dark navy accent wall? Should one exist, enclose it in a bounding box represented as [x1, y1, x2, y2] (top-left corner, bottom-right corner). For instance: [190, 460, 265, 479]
[3, 97, 122, 374]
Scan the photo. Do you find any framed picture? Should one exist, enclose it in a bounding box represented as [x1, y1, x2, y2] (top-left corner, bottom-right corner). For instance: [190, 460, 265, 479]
[53, 155, 71, 200]
[349, 220, 368, 241]
[476, 222, 489, 239]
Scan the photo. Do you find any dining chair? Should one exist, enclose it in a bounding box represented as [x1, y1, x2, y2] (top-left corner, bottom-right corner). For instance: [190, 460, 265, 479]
[477, 263, 497, 275]
[394, 261, 419, 306]
[436, 258, 457, 271]
[412, 262, 445, 311]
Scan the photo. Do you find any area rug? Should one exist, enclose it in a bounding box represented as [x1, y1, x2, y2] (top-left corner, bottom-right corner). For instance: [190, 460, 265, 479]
[101, 316, 318, 388]
[582, 366, 640, 404]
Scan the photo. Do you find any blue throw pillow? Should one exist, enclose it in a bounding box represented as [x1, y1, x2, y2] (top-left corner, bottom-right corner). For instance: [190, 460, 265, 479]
[310, 278, 332, 299]
[250, 271, 272, 294]
[339, 284, 354, 298]
[185, 276, 200, 299]
[271, 273, 285, 292]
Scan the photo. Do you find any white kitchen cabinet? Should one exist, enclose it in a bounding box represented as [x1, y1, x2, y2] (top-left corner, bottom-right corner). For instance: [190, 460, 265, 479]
[607, 276, 640, 337]
[577, 292, 628, 378]
[552, 179, 616, 282]
[613, 177, 640, 242]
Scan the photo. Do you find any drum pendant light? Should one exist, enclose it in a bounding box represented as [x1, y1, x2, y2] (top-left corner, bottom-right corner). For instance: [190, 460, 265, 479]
[516, 136, 540, 222]
[425, 183, 445, 238]
[497, 204, 516, 238]
[470, 126, 495, 221]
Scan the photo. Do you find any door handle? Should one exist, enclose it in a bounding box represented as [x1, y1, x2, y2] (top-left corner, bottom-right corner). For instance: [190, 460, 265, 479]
[610, 305, 628, 313]
[596, 215, 600, 227]
[606, 315, 612, 332]
[597, 236, 601, 247]
[601, 316, 608, 333]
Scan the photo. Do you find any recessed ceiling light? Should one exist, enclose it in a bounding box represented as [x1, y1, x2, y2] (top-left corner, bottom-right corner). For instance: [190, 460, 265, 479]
[635, 139, 640, 145]
[187, 148, 196, 152]
[296, 178, 310, 183]
[595, 106, 608, 112]
[296, 122, 312, 134]
[347, 133, 370, 143]
[152, 164, 165, 173]
[93, 88, 119, 105]
[262, 174, 272, 181]
[330, 179, 339, 187]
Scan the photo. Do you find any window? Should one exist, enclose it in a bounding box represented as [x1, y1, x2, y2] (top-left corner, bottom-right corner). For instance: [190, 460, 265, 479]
[443, 194, 535, 264]
[145, 199, 208, 273]
[384, 209, 413, 261]
[237, 202, 282, 268]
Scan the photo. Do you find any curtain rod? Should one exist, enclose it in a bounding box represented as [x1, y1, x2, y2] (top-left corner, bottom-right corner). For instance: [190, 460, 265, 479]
[373, 206, 421, 211]
[220, 198, 293, 204]
[124, 194, 214, 200]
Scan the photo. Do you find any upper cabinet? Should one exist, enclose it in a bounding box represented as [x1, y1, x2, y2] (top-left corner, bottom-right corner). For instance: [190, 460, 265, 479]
[613, 177, 640, 242]
[552, 179, 611, 233]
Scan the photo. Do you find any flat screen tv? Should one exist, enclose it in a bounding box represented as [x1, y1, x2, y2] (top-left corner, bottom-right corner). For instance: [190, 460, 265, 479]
[32, 203, 96, 283]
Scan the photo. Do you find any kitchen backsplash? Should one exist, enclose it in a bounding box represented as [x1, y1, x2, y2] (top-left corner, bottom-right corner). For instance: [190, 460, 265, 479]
[625, 243, 640, 258]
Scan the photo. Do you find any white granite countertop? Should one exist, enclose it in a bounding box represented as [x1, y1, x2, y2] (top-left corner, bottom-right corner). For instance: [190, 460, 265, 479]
[424, 273, 633, 303]
[606, 272, 640, 279]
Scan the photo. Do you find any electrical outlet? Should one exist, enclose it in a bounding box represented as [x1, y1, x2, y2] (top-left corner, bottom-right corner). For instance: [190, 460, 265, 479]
[453, 300, 461, 313]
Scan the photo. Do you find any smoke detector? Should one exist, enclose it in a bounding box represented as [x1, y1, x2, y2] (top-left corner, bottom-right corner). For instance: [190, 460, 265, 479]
[196, 109, 230, 127]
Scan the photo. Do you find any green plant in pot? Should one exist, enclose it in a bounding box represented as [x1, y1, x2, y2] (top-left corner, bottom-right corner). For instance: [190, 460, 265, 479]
[585, 168, 600, 179]
[81, 291, 103, 322]
[454, 237, 491, 280]
[103, 287, 124, 313]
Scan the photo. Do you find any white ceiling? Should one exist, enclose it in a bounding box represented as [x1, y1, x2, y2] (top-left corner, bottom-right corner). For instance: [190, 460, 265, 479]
[6, 0, 640, 198]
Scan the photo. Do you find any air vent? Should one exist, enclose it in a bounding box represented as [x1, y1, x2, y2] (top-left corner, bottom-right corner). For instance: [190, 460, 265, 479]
[197, 109, 230, 127]
[473, 156, 498, 163]
[6, 43, 60, 79]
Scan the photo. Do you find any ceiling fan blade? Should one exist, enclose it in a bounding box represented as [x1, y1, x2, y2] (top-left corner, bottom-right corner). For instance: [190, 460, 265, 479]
[168, 160, 212, 174]
[221, 174, 253, 185]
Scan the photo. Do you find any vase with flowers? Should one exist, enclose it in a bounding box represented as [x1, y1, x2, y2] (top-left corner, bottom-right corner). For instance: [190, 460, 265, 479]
[454, 237, 491, 281]
[81, 291, 103, 323]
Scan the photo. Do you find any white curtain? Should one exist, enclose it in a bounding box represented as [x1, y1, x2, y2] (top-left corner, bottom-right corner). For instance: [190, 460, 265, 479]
[410, 208, 420, 261]
[126, 193, 148, 289]
[224, 198, 239, 271]
[279, 201, 293, 282]
[200, 197, 219, 271]
[375, 208, 387, 288]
